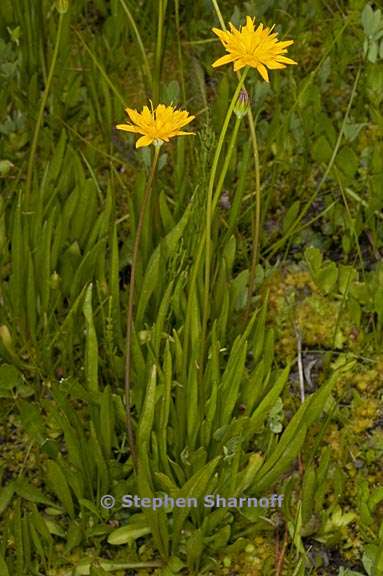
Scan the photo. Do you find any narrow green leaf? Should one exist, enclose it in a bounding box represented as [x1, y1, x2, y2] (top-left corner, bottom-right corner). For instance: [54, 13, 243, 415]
[301, 465, 316, 523]
[82, 283, 99, 392]
[38, 214, 54, 315]
[253, 424, 307, 493]
[186, 361, 199, 449]
[14, 479, 55, 507]
[220, 336, 247, 426]
[158, 341, 173, 477]
[252, 292, 269, 362]
[246, 366, 290, 438]
[283, 200, 300, 233]
[22, 514, 31, 571]
[46, 460, 75, 518]
[137, 365, 157, 486]
[65, 522, 83, 553]
[29, 522, 46, 563]
[14, 500, 23, 576]
[202, 323, 220, 447]
[88, 421, 109, 493]
[99, 385, 114, 460]
[172, 456, 221, 551]
[0, 482, 15, 515]
[30, 503, 53, 545]
[136, 202, 193, 325]
[110, 222, 123, 343]
[47, 128, 67, 186]
[153, 280, 174, 355]
[108, 524, 151, 545]
[234, 453, 264, 495]
[26, 249, 37, 341]
[70, 239, 106, 299]
[9, 192, 24, 326]
[0, 553, 10, 576]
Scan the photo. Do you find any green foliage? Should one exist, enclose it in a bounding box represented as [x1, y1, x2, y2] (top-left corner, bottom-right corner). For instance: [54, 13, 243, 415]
[0, 0, 382, 574]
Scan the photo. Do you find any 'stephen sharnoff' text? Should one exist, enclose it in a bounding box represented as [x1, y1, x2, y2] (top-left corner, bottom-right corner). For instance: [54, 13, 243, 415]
[120, 494, 284, 510]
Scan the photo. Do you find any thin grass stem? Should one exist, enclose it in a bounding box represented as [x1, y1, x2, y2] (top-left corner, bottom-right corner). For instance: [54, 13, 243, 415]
[201, 69, 248, 368]
[25, 12, 64, 206]
[124, 146, 161, 472]
[118, 0, 153, 91]
[245, 110, 261, 319]
[175, 0, 186, 103]
[209, 0, 263, 319]
[154, 0, 168, 104]
[74, 30, 125, 107]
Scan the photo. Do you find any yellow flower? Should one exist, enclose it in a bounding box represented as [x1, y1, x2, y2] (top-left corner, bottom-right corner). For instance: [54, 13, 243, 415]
[212, 16, 297, 82]
[116, 103, 195, 148]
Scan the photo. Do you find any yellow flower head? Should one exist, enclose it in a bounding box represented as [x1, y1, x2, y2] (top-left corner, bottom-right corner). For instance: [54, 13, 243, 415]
[212, 16, 297, 82]
[116, 103, 195, 148]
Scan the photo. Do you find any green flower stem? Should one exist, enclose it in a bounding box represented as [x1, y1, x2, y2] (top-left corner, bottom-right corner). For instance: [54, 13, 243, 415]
[182, 73, 247, 378]
[201, 68, 248, 368]
[214, 117, 242, 209]
[211, 0, 226, 29]
[199, 116, 242, 371]
[245, 110, 261, 320]
[25, 12, 64, 206]
[210, 0, 263, 320]
[124, 146, 161, 472]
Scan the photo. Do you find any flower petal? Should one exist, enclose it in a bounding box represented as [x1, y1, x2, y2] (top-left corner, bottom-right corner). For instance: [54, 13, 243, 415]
[116, 123, 141, 133]
[233, 59, 245, 71]
[212, 27, 230, 42]
[257, 63, 269, 82]
[210, 16, 296, 76]
[212, 54, 236, 68]
[141, 106, 153, 123]
[265, 61, 286, 70]
[136, 135, 154, 148]
[277, 40, 294, 49]
[118, 102, 194, 147]
[243, 16, 255, 32]
[276, 55, 297, 65]
[172, 130, 195, 136]
[125, 107, 142, 125]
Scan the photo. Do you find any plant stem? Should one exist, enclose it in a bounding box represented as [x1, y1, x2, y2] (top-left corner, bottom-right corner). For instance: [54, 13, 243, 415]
[174, 0, 186, 104]
[196, 117, 242, 373]
[124, 146, 160, 471]
[211, 0, 226, 28]
[215, 116, 242, 201]
[210, 0, 263, 319]
[200, 68, 247, 368]
[25, 12, 64, 206]
[245, 110, 261, 320]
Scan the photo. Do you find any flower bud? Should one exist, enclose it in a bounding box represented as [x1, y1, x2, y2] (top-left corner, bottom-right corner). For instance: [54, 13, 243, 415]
[0, 160, 14, 177]
[50, 271, 60, 290]
[55, 0, 68, 14]
[0, 324, 13, 351]
[234, 88, 249, 119]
